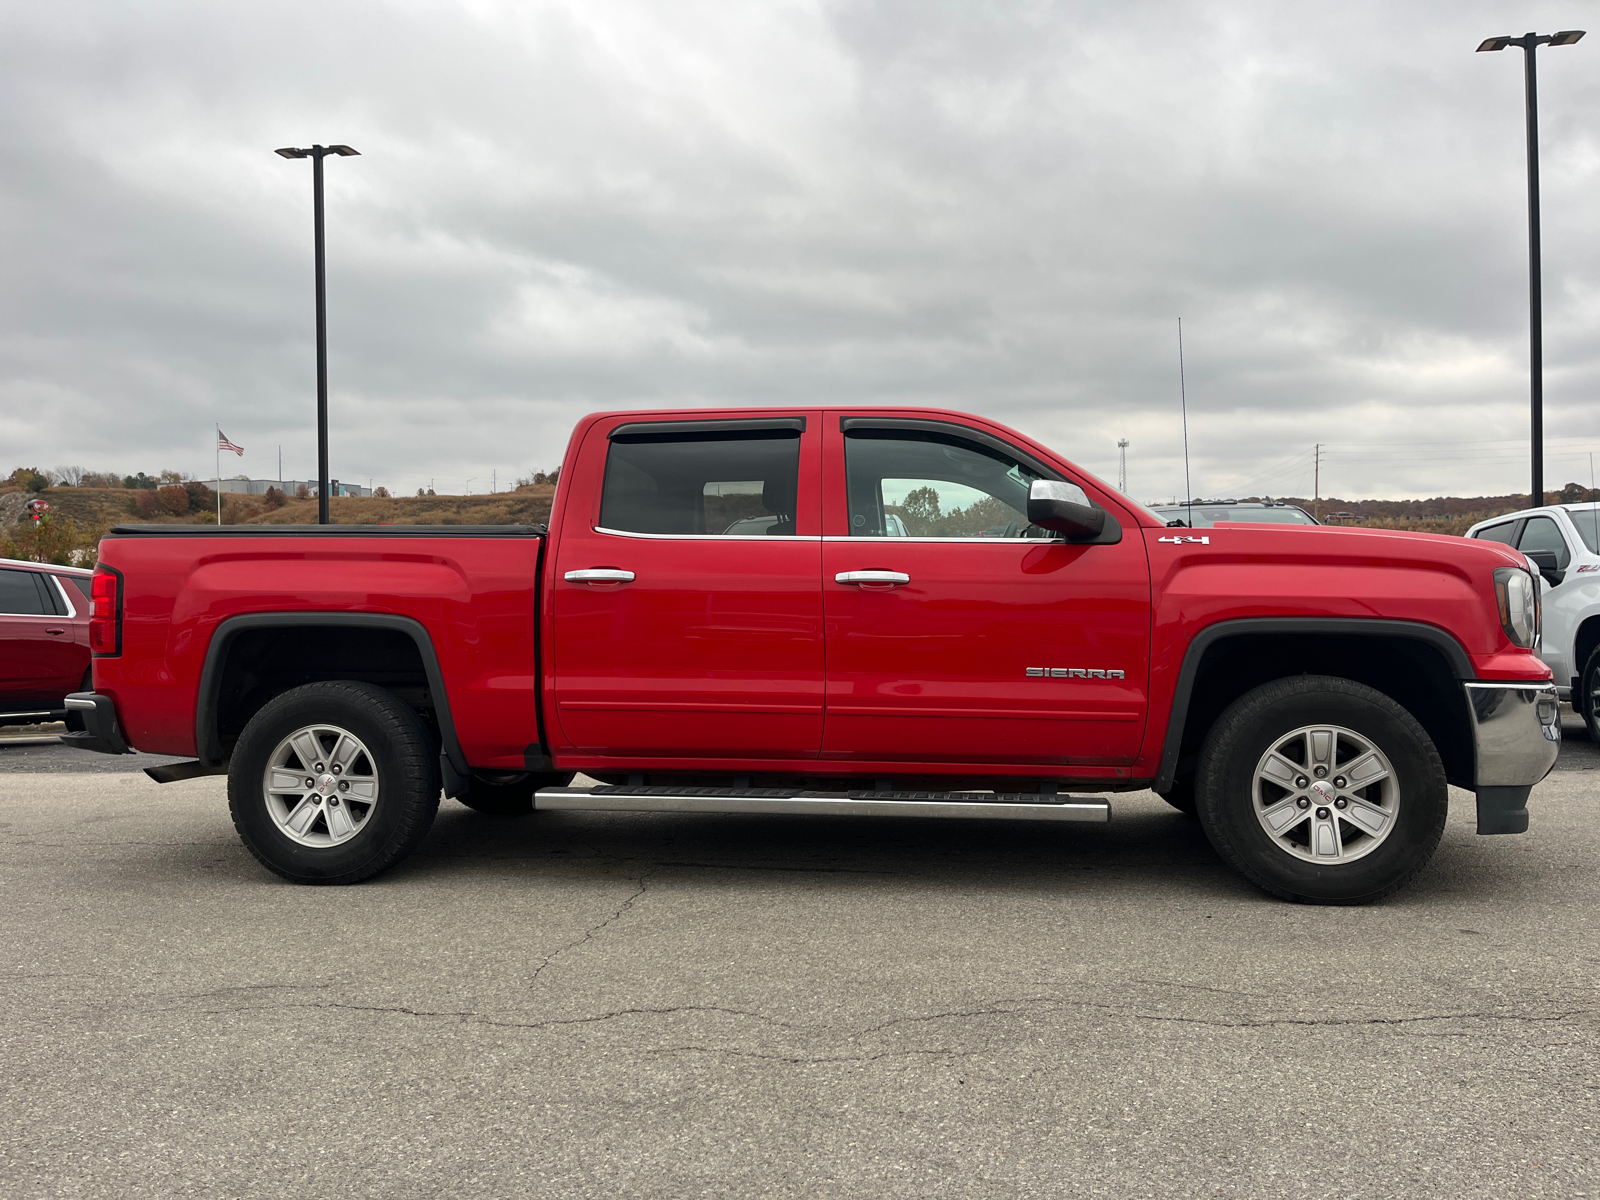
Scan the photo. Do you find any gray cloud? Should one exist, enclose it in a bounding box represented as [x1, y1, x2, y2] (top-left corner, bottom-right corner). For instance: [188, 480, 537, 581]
[1, 0, 1595, 502]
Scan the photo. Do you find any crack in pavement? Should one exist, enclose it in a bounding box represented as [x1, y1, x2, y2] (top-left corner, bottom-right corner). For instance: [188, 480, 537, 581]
[1136, 1008, 1597, 1029]
[529, 871, 652, 986]
[163, 1000, 789, 1033]
[646, 1044, 976, 1066]
[1131, 979, 1271, 999]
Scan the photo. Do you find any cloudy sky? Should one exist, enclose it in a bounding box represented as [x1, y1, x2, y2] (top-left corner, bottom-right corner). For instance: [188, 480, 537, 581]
[1, 0, 1596, 502]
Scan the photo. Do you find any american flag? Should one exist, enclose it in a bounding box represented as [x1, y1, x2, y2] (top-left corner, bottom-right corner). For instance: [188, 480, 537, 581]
[218, 429, 244, 456]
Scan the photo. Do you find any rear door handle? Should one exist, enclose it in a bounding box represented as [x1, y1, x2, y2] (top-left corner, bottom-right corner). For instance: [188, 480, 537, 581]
[834, 570, 910, 586]
[565, 569, 636, 584]
[46, 628, 66, 635]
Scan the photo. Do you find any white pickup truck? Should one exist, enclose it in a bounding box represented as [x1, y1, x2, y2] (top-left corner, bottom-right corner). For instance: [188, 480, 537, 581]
[1468, 503, 1600, 738]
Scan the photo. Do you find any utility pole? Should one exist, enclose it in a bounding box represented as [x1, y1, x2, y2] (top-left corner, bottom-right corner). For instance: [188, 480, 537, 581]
[1116, 439, 1129, 494]
[1313, 444, 1321, 521]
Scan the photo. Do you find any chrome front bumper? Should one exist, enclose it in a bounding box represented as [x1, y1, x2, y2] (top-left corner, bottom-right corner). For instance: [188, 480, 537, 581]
[1464, 681, 1560, 834]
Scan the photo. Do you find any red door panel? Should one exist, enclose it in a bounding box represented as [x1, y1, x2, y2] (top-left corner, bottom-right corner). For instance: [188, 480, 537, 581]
[818, 412, 1152, 768]
[821, 539, 1151, 764]
[551, 413, 825, 760]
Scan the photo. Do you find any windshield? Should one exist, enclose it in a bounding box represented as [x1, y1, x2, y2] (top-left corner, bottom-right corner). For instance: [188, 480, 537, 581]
[1568, 505, 1600, 555]
[1154, 505, 1318, 529]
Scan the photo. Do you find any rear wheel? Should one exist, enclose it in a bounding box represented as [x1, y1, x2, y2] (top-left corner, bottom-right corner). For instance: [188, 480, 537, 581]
[1580, 647, 1600, 745]
[1195, 675, 1447, 904]
[456, 769, 577, 816]
[228, 681, 440, 884]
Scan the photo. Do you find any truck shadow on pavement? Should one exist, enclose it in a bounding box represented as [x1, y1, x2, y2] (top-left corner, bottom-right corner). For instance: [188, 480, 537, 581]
[384, 789, 1519, 905]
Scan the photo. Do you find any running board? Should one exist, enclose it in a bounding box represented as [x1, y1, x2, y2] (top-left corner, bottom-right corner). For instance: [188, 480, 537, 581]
[534, 785, 1110, 823]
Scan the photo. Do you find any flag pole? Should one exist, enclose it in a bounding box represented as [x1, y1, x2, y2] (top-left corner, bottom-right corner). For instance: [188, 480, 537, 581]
[215, 425, 222, 525]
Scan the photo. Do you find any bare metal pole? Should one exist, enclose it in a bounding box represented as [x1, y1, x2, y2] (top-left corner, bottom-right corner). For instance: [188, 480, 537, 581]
[275, 142, 358, 525]
[312, 146, 330, 525]
[1479, 30, 1584, 508]
[1519, 38, 1544, 509]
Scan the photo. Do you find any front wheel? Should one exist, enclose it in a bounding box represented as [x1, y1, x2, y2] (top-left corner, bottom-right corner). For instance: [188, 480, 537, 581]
[1194, 676, 1447, 904]
[228, 681, 441, 884]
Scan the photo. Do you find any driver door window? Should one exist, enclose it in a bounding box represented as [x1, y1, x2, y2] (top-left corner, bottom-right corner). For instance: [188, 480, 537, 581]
[1517, 516, 1571, 571]
[844, 430, 1045, 539]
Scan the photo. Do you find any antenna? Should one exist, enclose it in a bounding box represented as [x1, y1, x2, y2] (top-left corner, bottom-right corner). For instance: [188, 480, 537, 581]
[1178, 319, 1192, 526]
[1314, 443, 1321, 522]
[1590, 452, 1598, 550]
[1117, 439, 1129, 494]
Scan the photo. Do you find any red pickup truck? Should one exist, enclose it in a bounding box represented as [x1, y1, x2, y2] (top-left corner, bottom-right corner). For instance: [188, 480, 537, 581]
[66, 407, 1560, 903]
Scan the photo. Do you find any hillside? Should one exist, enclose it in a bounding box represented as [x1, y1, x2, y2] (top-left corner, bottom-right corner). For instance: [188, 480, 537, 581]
[0, 484, 558, 564]
[4, 478, 1592, 564]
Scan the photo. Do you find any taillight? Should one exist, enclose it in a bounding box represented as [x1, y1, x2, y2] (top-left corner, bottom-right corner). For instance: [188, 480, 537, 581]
[90, 568, 121, 655]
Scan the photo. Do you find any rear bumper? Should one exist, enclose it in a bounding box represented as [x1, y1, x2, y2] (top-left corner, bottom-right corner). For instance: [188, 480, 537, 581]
[1465, 681, 1560, 834]
[59, 692, 132, 756]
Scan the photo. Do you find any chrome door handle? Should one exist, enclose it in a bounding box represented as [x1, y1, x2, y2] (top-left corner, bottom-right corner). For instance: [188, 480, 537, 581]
[834, 570, 910, 586]
[565, 569, 636, 584]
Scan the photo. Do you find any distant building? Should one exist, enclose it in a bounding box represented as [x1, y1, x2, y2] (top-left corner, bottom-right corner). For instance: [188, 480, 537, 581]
[210, 477, 372, 498]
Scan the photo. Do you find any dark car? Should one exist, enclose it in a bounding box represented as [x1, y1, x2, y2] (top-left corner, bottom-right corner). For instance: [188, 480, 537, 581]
[0, 558, 93, 727]
[1152, 500, 1319, 528]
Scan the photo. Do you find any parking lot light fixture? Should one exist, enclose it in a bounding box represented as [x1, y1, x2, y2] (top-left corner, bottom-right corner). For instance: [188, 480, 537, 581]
[276, 144, 361, 524]
[1476, 31, 1585, 509]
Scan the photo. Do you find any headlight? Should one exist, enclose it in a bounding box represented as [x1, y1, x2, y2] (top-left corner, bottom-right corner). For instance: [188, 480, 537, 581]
[1494, 566, 1538, 648]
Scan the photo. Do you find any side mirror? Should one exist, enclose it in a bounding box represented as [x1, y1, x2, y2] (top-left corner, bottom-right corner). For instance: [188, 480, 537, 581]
[1027, 480, 1105, 541]
[1524, 549, 1565, 588]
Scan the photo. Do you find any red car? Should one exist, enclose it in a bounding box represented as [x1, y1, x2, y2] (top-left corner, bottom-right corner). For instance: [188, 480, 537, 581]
[68, 407, 1559, 902]
[0, 557, 93, 727]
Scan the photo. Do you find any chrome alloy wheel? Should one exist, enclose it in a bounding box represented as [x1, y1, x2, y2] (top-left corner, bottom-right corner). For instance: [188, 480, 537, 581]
[1251, 724, 1399, 864]
[262, 724, 380, 848]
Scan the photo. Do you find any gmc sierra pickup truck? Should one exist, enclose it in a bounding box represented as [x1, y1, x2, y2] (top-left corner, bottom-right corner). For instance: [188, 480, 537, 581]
[66, 407, 1560, 903]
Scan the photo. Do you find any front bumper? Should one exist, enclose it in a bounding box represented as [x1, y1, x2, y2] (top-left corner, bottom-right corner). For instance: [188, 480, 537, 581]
[1464, 681, 1560, 834]
[60, 692, 132, 756]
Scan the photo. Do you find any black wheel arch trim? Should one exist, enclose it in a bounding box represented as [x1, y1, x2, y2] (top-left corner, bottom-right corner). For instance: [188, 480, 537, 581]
[195, 612, 469, 778]
[1153, 617, 1475, 793]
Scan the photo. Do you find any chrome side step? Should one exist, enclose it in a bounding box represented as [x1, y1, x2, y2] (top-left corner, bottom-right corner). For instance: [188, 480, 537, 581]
[534, 785, 1109, 823]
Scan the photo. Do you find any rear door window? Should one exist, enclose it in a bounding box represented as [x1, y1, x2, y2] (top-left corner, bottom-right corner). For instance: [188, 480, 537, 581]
[600, 426, 801, 535]
[1473, 522, 1519, 546]
[0, 568, 51, 615]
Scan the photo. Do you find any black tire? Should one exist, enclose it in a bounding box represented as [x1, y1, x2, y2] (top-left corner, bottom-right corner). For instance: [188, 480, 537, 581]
[1156, 775, 1197, 816]
[456, 769, 577, 816]
[228, 681, 440, 884]
[1194, 675, 1447, 905]
[1580, 647, 1600, 745]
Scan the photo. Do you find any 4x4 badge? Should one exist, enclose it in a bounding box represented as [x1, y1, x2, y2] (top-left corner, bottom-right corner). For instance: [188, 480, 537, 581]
[1157, 535, 1209, 544]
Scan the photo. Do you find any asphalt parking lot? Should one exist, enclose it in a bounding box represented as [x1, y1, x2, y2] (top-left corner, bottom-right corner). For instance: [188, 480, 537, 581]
[2, 721, 1596, 1198]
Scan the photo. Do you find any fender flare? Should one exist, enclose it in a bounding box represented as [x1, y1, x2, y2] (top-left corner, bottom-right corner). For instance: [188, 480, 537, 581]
[1154, 617, 1475, 793]
[195, 612, 469, 783]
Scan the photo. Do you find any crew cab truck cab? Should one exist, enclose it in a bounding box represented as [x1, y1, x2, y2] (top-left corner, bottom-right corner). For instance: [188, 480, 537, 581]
[68, 408, 1560, 903]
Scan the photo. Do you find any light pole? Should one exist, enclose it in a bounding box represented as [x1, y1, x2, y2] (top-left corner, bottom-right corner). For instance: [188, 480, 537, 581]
[275, 143, 360, 524]
[1477, 31, 1585, 509]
